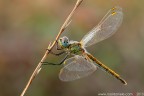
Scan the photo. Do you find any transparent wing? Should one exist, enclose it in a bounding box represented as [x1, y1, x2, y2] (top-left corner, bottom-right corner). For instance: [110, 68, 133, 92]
[81, 6, 123, 47]
[59, 55, 97, 81]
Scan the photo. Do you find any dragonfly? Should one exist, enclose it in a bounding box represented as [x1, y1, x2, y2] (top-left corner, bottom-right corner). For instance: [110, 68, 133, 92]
[43, 6, 127, 85]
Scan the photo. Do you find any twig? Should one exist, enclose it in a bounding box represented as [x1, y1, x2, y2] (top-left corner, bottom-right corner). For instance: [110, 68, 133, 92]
[20, 0, 83, 96]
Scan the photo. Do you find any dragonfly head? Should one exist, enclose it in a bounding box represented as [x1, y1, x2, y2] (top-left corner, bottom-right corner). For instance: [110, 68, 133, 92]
[58, 36, 70, 48]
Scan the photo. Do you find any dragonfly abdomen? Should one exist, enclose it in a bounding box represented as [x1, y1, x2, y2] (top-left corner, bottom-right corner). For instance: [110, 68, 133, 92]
[86, 53, 127, 85]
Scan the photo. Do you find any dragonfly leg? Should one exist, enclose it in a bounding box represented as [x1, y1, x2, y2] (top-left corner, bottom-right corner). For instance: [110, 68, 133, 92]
[46, 40, 64, 56]
[56, 40, 62, 50]
[46, 49, 65, 56]
[42, 54, 69, 65]
[53, 51, 65, 56]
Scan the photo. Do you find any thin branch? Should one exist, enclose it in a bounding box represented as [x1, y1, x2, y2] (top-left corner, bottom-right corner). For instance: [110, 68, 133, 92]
[20, 0, 83, 96]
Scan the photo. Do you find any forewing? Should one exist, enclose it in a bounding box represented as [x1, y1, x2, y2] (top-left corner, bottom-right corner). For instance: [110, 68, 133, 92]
[81, 6, 123, 47]
[59, 55, 97, 81]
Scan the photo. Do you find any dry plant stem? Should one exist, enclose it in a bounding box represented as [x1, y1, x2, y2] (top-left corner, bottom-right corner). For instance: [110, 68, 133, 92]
[20, 0, 83, 96]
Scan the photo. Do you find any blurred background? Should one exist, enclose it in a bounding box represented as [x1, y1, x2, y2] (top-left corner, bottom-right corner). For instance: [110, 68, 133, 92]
[0, 0, 144, 96]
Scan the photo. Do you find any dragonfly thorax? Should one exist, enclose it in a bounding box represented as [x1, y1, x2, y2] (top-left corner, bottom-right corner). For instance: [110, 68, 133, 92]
[58, 36, 85, 55]
[68, 41, 85, 55]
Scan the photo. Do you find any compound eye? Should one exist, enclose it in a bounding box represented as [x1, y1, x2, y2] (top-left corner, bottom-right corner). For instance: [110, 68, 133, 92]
[66, 41, 69, 43]
[64, 40, 67, 44]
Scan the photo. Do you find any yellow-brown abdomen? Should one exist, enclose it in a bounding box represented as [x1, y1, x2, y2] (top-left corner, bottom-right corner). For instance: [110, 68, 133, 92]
[86, 53, 127, 85]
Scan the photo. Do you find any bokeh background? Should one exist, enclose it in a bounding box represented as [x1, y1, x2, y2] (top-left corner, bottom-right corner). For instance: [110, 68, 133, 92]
[0, 0, 144, 96]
